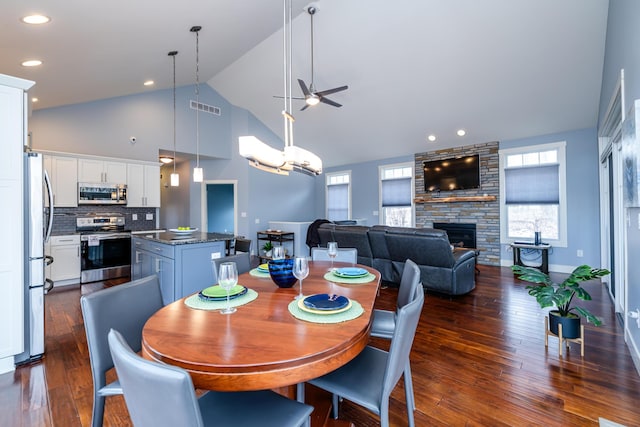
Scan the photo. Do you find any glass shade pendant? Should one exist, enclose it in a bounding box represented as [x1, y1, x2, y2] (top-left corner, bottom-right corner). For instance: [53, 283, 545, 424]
[193, 167, 203, 182]
[191, 26, 204, 183]
[169, 50, 179, 187]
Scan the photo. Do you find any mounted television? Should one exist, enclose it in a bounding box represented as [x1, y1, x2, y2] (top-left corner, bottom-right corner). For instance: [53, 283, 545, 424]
[423, 154, 480, 192]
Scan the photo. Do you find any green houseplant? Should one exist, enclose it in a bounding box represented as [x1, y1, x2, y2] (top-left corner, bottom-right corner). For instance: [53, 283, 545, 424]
[262, 241, 273, 256]
[512, 264, 610, 337]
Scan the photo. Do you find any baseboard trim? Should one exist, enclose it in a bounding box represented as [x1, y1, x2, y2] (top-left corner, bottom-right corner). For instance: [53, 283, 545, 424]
[499, 259, 575, 274]
[0, 356, 16, 375]
[625, 327, 640, 377]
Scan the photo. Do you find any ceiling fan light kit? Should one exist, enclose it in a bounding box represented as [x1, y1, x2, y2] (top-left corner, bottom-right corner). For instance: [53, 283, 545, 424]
[296, 5, 348, 111]
[238, 0, 322, 176]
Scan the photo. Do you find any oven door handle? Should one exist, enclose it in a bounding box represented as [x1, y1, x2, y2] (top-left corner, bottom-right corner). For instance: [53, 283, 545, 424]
[81, 233, 131, 241]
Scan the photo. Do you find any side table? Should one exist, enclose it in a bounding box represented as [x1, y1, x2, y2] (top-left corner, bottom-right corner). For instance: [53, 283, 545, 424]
[257, 230, 295, 264]
[510, 242, 551, 274]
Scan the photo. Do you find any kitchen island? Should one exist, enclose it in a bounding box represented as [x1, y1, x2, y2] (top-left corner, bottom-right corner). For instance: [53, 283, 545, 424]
[131, 231, 234, 305]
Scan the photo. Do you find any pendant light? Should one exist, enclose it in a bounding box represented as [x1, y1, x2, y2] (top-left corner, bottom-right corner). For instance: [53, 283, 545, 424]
[169, 50, 180, 187]
[238, 0, 322, 176]
[191, 25, 204, 183]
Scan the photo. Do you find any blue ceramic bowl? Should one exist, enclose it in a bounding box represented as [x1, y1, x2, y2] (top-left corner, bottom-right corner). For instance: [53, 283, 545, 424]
[268, 258, 297, 288]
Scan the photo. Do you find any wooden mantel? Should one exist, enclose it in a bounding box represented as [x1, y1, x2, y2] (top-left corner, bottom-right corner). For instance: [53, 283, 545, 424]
[414, 195, 497, 203]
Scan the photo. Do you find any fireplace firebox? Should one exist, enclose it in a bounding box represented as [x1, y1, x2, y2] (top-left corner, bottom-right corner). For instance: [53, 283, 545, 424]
[433, 223, 476, 249]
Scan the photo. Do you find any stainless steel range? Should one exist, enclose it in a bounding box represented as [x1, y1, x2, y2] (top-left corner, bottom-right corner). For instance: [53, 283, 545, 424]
[77, 214, 131, 283]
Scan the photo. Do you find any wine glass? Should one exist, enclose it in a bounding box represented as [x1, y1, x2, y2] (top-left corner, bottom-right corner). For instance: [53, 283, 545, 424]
[217, 262, 238, 314]
[272, 246, 285, 260]
[327, 241, 338, 269]
[292, 257, 309, 300]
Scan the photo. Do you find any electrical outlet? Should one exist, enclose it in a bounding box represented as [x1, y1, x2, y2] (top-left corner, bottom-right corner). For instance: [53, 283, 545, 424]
[577, 249, 584, 257]
[373, 210, 379, 216]
[132, 214, 138, 221]
[241, 212, 247, 218]
[146, 213, 153, 220]
[211, 252, 221, 260]
[255, 218, 260, 224]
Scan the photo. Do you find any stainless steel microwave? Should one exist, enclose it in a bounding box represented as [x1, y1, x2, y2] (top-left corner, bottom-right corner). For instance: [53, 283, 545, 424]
[78, 183, 127, 205]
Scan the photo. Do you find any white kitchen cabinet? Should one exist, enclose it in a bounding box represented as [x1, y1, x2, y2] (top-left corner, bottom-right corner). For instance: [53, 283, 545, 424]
[43, 155, 78, 207]
[45, 235, 81, 284]
[127, 163, 160, 207]
[78, 158, 127, 184]
[0, 74, 33, 370]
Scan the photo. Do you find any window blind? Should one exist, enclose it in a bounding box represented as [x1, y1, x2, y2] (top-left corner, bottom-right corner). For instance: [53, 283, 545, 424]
[327, 183, 349, 220]
[505, 164, 559, 204]
[381, 177, 412, 207]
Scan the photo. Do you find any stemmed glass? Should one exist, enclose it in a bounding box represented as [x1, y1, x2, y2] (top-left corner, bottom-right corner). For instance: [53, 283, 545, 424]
[272, 246, 285, 260]
[292, 257, 309, 300]
[327, 241, 338, 269]
[217, 262, 238, 314]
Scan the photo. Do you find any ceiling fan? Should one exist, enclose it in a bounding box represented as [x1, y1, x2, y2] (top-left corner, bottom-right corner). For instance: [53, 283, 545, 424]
[275, 5, 348, 111]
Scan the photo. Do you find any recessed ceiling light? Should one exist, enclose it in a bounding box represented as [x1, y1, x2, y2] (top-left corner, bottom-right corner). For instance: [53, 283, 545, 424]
[457, 129, 466, 136]
[21, 59, 42, 67]
[427, 134, 436, 142]
[144, 80, 155, 86]
[21, 15, 51, 25]
[32, 97, 38, 103]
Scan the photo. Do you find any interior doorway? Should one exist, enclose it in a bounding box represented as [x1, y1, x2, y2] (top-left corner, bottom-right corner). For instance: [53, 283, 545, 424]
[201, 180, 237, 235]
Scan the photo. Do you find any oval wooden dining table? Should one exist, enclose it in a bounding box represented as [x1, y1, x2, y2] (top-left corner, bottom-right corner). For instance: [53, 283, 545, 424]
[141, 261, 381, 391]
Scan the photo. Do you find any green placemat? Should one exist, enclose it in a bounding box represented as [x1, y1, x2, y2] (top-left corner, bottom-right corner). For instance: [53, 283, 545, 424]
[323, 271, 376, 284]
[288, 299, 364, 323]
[249, 268, 270, 278]
[185, 289, 258, 311]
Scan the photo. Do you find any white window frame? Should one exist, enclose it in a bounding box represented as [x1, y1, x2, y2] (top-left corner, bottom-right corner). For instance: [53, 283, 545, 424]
[499, 141, 567, 247]
[378, 162, 415, 227]
[325, 171, 351, 221]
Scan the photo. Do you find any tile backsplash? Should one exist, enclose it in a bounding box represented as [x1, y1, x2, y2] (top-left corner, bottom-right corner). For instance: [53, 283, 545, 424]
[51, 206, 158, 235]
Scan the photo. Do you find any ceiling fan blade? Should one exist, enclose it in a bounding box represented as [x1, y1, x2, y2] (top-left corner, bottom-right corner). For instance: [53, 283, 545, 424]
[319, 97, 342, 108]
[315, 85, 348, 97]
[298, 79, 311, 97]
[300, 103, 310, 111]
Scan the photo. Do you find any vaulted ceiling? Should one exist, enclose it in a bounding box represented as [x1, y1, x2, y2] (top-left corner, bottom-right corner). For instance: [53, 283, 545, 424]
[1, 0, 609, 167]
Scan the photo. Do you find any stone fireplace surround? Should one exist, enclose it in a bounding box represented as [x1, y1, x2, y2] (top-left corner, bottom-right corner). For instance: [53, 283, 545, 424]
[414, 141, 500, 266]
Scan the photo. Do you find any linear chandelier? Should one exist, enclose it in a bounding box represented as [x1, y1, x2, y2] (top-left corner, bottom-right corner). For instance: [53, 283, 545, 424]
[238, 0, 322, 176]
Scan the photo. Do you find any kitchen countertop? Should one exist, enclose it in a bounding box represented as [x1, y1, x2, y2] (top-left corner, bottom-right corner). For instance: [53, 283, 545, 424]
[132, 231, 234, 245]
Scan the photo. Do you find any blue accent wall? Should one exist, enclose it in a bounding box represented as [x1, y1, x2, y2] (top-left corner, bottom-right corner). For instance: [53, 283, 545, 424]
[500, 128, 601, 268]
[30, 84, 232, 162]
[318, 155, 415, 226]
[599, 0, 640, 363]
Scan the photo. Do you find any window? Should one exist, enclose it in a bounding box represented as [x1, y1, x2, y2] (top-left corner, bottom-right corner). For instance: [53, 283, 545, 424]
[499, 141, 567, 246]
[379, 163, 414, 227]
[326, 171, 351, 221]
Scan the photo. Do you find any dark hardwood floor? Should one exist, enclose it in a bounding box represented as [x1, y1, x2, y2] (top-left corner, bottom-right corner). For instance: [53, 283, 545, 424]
[2, 265, 639, 426]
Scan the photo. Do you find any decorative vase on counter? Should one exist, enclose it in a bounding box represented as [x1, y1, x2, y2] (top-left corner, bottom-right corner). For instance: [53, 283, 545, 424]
[268, 258, 297, 288]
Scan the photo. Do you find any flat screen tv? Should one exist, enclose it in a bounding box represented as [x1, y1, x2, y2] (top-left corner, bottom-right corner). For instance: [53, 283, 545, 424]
[423, 154, 480, 192]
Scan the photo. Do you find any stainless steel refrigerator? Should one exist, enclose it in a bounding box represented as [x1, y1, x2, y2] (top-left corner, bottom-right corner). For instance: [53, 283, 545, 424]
[16, 151, 54, 364]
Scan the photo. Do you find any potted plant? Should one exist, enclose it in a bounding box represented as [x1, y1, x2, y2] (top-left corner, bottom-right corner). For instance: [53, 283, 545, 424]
[262, 241, 273, 257]
[511, 264, 610, 338]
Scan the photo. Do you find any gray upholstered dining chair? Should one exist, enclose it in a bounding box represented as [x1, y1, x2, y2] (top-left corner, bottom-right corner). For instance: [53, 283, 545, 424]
[310, 247, 358, 264]
[233, 238, 252, 254]
[370, 258, 422, 410]
[212, 252, 251, 282]
[108, 329, 313, 427]
[307, 287, 424, 427]
[80, 275, 164, 427]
